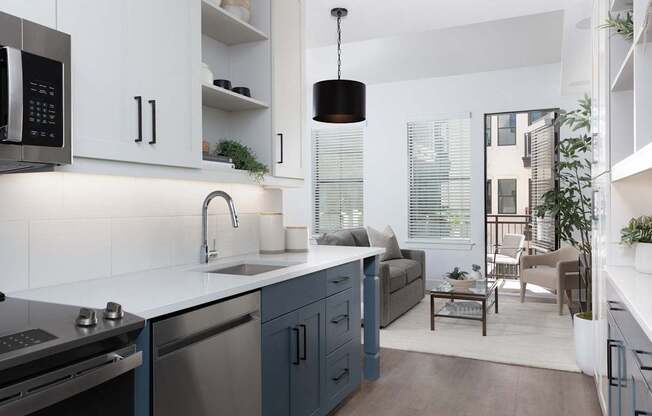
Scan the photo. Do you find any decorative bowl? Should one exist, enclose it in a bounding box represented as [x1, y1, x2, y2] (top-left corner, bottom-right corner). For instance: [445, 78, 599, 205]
[213, 79, 232, 90]
[231, 86, 251, 97]
[445, 277, 476, 289]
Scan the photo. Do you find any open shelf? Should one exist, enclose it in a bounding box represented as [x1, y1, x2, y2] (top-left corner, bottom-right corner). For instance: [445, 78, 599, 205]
[611, 0, 634, 12]
[202, 84, 269, 111]
[612, 141, 652, 181]
[201, 0, 268, 45]
[612, 43, 635, 91]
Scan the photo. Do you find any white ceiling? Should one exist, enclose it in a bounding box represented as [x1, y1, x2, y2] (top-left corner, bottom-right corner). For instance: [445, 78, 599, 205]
[306, 0, 570, 48]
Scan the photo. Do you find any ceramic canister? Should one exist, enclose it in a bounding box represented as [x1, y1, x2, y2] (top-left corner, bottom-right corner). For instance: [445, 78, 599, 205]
[259, 213, 285, 254]
[285, 226, 308, 253]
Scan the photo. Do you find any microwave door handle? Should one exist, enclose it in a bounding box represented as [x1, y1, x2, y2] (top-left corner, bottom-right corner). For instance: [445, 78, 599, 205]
[2, 47, 23, 143]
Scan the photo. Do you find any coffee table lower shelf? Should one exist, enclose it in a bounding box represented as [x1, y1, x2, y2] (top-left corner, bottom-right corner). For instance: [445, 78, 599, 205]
[429, 284, 499, 336]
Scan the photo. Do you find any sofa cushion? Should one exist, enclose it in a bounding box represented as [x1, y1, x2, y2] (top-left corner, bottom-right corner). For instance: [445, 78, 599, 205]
[521, 265, 557, 288]
[385, 258, 422, 284]
[350, 228, 370, 247]
[316, 230, 355, 246]
[387, 264, 407, 293]
[367, 225, 403, 261]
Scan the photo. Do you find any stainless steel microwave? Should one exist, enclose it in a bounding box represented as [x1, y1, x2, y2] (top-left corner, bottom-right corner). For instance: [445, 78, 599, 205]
[0, 11, 71, 173]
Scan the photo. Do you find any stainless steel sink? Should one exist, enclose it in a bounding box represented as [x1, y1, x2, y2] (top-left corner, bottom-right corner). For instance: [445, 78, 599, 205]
[205, 263, 290, 276]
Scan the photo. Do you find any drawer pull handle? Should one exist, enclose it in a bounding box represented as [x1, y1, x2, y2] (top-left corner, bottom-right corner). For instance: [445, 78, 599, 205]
[332, 368, 349, 383]
[331, 314, 349, 324]
[332, 276, 350, 284]
[634, 350, 652, 371]
[299, 324, 307, 361]
[635, 412, 652, 415]
[608, 300, 625, 311]
[292, 327, 300, 366]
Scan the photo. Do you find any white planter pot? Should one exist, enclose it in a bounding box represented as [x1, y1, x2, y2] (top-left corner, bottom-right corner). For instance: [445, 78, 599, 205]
[635, 243, 652, 274]
[574, 313, 595, 376]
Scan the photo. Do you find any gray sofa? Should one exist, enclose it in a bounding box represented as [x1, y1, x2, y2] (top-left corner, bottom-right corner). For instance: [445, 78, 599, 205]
[317, 228, 426, 328]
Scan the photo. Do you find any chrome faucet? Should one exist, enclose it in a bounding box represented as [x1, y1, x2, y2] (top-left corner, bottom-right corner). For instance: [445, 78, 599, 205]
[201, 190, 239, 263]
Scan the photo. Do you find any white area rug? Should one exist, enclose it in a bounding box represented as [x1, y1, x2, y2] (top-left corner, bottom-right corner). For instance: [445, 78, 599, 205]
[378, 287, 579, 372]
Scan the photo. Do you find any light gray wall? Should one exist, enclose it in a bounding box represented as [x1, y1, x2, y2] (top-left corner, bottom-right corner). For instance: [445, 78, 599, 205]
[284, 62, 584, 279]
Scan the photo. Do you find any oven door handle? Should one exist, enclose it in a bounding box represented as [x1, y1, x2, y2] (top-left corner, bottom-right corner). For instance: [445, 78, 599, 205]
[0, 46, 23, 143]
[0, 345, 142, 416]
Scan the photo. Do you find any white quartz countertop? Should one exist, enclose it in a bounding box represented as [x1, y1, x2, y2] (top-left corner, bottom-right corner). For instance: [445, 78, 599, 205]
[606, 265, 652, 341]
[10, 246, 384, 319]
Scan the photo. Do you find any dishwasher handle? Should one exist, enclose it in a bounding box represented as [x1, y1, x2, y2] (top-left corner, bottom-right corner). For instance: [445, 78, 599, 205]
[156, 312, 258, 358]
[0, 345, 142, 416]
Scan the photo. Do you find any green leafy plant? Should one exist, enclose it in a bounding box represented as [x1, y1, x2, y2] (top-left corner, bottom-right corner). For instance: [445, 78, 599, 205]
[621, 216, 652, 245]
[472, 264, 481, 272]
[446, 267, 468, 280]
[214, 139, 269, 183]
[600, 11, 634, 40]
[534, 95, 592, 311]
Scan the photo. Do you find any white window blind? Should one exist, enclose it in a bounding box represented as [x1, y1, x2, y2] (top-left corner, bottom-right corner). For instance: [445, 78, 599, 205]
[312, 127, 364, 235]
[407, 115, 471, 241]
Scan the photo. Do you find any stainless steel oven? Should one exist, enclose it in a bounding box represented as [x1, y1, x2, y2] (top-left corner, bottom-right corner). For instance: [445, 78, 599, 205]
[0, 10, 71, 173]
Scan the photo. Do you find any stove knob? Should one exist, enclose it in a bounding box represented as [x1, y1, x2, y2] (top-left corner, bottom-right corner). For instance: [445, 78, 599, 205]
[76, 308, 98, 327]
[103, 302, 124, 320]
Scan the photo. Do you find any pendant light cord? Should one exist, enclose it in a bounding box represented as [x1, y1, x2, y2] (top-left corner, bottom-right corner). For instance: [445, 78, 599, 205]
[337, 12, 342, 80]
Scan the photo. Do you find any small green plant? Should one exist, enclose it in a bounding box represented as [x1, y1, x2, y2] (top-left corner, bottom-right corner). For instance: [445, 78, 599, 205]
[472, 264, 481, 272]
[446, 267, 468, 280]
[215, 139, 269, 183]
[577, 311, 592, 321]
[621, 216, 652, 246]
[600, 11, 634, 41]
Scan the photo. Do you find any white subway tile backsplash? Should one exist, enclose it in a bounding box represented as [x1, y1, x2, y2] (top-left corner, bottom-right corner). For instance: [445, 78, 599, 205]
[2, 172, 279, 290]
[29, 219, 111, 288]
[111, 217, 176, 275]
[0, 221, 29, 292]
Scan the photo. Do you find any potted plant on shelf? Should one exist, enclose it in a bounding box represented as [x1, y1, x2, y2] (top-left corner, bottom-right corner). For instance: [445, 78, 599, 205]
[621, 215, 652, 274]
[534, 95, 594, 375]
[214, 139, 269, 183]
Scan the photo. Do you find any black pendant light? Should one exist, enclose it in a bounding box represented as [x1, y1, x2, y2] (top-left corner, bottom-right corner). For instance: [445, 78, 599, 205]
[313, 8, 366, 123]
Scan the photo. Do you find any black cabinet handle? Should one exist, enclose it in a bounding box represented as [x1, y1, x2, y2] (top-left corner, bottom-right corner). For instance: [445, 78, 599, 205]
[148, 99, 156, 144]
[332, 276, 350, 284]
[299, 324, 307, 361]
[277, 133, 284, 164]
[607, 339, 619, 387]
[331, 368, 349, 383]
[635, 411, 652, 415]
[330, 314, 349, 324]
[292, 327, 300, 365]
[134, 96, 143, 142]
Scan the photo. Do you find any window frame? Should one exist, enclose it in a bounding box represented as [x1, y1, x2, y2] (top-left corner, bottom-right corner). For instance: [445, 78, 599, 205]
[406, 114, 472, 243]
[486, 179, 492, 214]
[497, 178, 517, 215]
[311, 127, 365, 236]
[497, 113, 517, 146]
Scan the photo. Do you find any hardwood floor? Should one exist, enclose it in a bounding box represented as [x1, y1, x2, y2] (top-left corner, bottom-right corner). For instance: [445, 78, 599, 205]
[334, 348, 602, 416]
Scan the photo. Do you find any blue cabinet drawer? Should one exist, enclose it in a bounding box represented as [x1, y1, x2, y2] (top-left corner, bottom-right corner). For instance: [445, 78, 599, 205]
[261, 271, 326, 322]
[326, 261, 359, 296]
[326, 288, 355, 354]
[325, 340, 359, 414]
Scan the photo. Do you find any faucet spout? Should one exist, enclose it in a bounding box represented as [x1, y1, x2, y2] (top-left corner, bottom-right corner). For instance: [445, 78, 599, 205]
[201, 190, 239, 263]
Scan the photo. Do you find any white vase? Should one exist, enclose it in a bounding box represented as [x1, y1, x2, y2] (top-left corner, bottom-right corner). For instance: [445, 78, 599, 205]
[201, 62, 214, 86]
[574, 313, 595, 375]
[635, 243, 652, 274]
[259, 213, 285, 254]
[469, 270, 483, 280]
[285, 226, 309, 253]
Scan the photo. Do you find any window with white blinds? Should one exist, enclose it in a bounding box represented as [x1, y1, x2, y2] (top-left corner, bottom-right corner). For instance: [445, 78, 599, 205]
[312, 127, 364, 235]
[407, 115, 471, 241]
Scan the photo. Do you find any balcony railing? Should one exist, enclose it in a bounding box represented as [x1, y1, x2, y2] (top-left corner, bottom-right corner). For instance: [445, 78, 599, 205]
[486, 214, 532, 254]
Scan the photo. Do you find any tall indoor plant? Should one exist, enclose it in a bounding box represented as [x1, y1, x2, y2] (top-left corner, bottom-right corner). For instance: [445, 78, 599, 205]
[533, 95, 594, 374]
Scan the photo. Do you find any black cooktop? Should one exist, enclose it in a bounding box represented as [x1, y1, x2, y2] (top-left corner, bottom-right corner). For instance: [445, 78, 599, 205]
[0, 296, 144, 372]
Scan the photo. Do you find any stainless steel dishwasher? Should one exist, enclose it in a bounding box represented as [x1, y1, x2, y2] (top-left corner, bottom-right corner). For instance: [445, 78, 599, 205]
[152, 291, 261, 416]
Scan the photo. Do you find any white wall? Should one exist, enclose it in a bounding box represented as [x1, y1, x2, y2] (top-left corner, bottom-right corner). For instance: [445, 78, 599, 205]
[284, 63, 582, 279]
[0, 172, 281, 292]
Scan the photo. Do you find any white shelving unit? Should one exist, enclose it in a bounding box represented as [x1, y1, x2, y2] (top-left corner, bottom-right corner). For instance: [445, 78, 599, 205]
[202, 84, 269, 111]
[611, 44, 634, 91]
[612, 141, 652, 180]
[201, 0, 268, 45]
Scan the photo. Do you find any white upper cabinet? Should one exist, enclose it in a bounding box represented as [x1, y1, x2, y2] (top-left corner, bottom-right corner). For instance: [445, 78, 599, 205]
[271, 0, 305, 179]
[58, 0, 200, 168]
[0, 0, 56, 27]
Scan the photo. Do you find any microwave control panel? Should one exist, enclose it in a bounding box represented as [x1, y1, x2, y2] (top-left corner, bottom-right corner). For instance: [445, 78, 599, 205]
[21, 51, 63, 147]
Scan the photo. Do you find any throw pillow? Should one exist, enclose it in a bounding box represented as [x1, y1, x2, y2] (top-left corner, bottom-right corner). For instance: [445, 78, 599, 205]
[366, 225, 403, 261]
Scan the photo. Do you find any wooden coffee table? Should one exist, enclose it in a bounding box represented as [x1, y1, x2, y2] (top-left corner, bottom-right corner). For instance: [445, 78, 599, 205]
[428, 279, 500, 336]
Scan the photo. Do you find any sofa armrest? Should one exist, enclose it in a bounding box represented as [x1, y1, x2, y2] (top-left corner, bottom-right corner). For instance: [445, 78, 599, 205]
[557, 259, 579, 277]
[401, 249, 426, 280]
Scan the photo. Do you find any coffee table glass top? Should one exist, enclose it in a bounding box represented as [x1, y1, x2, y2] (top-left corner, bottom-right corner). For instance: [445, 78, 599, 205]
[428, 279, 499, 297]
